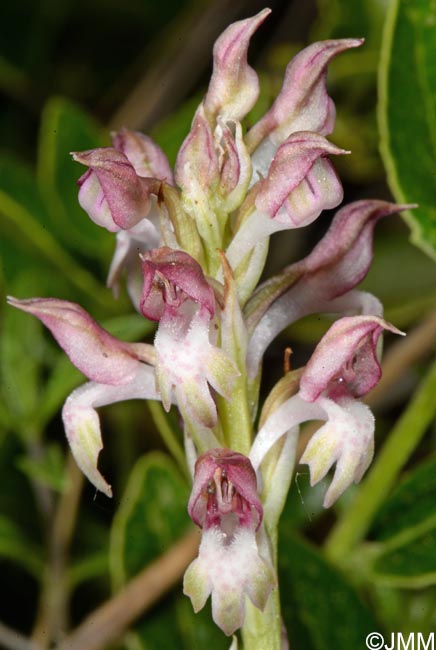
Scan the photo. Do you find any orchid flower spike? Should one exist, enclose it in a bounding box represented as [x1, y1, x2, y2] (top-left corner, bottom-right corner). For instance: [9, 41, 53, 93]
[6, 9, 412, 643]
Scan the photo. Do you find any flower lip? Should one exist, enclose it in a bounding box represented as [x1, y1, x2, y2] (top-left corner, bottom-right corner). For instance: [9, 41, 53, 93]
[188, 448, 263, 533]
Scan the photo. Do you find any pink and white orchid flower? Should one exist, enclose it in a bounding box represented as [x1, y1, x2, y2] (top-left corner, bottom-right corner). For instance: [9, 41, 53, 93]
[250, 315, 404, 507]
[184, 449, 275, 636]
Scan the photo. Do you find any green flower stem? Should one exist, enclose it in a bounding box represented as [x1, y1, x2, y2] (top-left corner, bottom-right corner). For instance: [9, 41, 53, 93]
[146, 401, 189, 480]
[217, 375, 253, 455]
[242, 591, 282, 650]
[325, 356, 436, 564]
[242, 525, 282, 650]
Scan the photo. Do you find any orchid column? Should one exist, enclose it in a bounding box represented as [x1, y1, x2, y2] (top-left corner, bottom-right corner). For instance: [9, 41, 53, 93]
[7, 8, 408, 649]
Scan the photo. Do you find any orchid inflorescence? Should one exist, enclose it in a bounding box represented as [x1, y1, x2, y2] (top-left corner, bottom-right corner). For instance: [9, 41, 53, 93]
[8, 8, 407, 640]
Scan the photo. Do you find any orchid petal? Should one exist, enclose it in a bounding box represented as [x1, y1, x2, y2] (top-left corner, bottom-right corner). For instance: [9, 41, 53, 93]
[246, 201, 408, 377]
[72, 148, 157, 230]
[184, 528, 274, 636]
[300, 397, 375, 507]
[62, 364, 159, 496]
[203, 9, 271, 122]
[246, 39, 363, 155]
[7, 297, 142, 385]
[154, 309, 239, 428]
[299, 315, 404, 403]
[188, 448, 262, 530]
[112, 128, 174, 183]
[254, 132, 347, 222]
[140, 247, 215, 321]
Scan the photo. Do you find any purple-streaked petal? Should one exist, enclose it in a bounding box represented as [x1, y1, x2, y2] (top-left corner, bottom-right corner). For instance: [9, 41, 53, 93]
[246, 39, 363, 154]
[72, 148, 158, 230]
[245, 201, 409, 377]
[112, 128, 174, 183]
[7, 297, 143, 385]
[254, 132, 347, 224]
[203, 9, 271, 122]
[299, 315, 403, 403]
[62, 365, 159, 496]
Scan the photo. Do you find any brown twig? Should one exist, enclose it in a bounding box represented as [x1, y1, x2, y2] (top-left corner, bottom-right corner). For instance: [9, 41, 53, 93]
[0, 621, 39, 650]
[57, 528, 200, 650]
[32, 455, 84, 648]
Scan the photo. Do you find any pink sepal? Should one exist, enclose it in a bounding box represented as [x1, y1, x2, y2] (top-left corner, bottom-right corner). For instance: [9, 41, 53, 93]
[112, 128, 174, 184]
[203, 9, 271, 122]
[7, 296, 141, 385]
[299, 315, 404, 403]
[73, 148, 158, 231]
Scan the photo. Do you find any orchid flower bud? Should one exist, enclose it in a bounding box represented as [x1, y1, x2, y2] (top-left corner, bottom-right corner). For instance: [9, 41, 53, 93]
[203, 8, 271, 123]
[225, 132, 347, 275]
[184, 449, 275, 635]
[254, 132, 346, 225]
[72, 148, 159, 232]
[246, 38, 363, 178]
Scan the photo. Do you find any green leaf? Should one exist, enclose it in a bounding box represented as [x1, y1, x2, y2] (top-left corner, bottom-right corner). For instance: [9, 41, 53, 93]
[379, 0, 436, 259]
[37, 96, 112, 261]
[370, 456, 436, 542]
[0, 153, 111, 307]
[0, 514, 44, 578]
[16, 442, 66, 492]
[366, 457, 436, 588]
[373, 529, 436, 587]
[1, 272, 44, 435]
[110, 452, 190, 587]
[279, 533, 378, 650]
